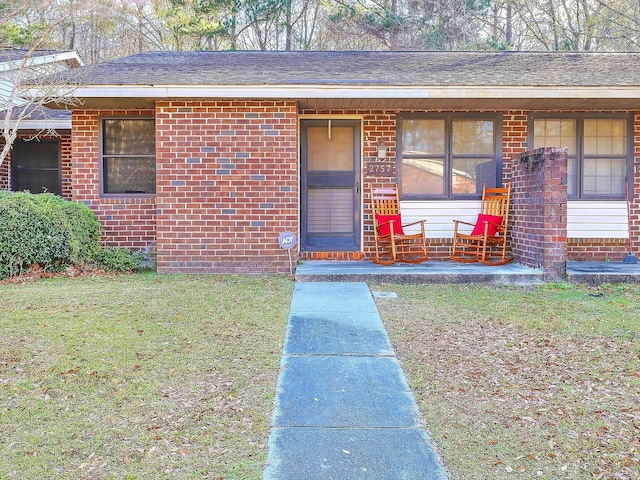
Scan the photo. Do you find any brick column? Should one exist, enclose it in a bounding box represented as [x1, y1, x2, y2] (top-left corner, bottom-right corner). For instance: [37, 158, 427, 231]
[0, 143, 9, 190]
[511, 147, 568, 281]
[633, 113, 640, 259]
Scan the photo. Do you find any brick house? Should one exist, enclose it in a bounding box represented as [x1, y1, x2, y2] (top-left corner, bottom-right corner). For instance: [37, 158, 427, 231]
[7, 50, 640, 276]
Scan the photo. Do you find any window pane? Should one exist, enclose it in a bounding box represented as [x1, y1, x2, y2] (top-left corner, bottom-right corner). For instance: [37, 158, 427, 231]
[402, 119, 445, 155]
[533, 119, 576, 155]
[452, 120, 493, 154]
[584, 119, 627, 156]
[612, 136, 627, 155]
[308, 126, 353, 171]
[401, 157, 444, 195]
[567, 157, 578, 197]
[14, 170, 60, 195]
[452, 157, 496, 195]
[104, 119, 155, 155]
[104, 157, 156, 194]
[583, 157, 626, 196]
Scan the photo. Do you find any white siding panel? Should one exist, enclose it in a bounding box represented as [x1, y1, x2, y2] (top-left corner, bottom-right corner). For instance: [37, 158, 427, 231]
[567, 201, 628, 238]
[395, 200, 628, 239]
[399, 201, 481, 238]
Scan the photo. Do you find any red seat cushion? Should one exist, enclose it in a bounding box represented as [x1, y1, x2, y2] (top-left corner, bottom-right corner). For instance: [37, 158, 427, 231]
[471, 214, 502, 236]
[376, 214, 405, 236]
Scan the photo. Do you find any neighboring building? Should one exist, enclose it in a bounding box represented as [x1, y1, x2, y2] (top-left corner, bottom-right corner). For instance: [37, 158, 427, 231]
[9, 50, 640, 276]
[0, 48, 82, 196]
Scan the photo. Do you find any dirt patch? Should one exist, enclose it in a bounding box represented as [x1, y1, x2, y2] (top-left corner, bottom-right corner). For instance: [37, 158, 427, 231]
[0, 264, 119, 284]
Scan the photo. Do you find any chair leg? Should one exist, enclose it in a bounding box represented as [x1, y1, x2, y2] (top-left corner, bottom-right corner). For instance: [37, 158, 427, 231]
[450, 225, 460, 261]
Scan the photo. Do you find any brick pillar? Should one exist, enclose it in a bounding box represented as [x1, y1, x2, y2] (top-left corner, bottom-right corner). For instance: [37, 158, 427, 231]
[0, 143, 9, 190]
[511, 147, 568, 281]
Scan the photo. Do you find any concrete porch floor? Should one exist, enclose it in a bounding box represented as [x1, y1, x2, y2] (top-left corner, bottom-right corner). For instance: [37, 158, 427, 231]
[294, 260, 640, 286]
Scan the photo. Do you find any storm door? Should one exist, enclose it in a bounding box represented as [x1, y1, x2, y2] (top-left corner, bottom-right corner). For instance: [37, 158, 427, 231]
[11, 139, 61, 195]
[300, 119, 361, 251]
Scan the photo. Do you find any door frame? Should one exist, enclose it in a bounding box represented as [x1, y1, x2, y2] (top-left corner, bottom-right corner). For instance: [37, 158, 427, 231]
[298, 115, 363, 252]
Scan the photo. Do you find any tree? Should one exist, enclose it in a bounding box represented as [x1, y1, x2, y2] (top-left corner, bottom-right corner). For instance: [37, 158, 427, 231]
[1, 1, 82, 169]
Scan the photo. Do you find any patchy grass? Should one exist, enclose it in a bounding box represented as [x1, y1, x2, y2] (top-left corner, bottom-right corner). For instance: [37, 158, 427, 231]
[374, 282, 640, 480]
[0, 273, 293, 479]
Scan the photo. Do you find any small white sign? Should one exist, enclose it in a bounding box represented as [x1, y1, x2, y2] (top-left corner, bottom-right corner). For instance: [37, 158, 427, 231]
[278, 231, 297, 250]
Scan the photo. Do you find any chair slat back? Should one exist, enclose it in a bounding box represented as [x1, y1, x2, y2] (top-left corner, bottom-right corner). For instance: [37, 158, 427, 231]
[481, 183, 511, 228]
[372, 187, 400, 216]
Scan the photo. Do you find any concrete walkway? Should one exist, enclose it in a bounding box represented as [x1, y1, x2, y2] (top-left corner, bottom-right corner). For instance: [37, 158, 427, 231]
[263, 282, 448, 480]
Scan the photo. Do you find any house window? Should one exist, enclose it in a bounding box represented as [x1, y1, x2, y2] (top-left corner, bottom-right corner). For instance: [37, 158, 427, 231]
[397, 113, 501, 199]
[101, 118, 155, 195]
[532, 115, 631, 199]
[11, 139, 61, 195]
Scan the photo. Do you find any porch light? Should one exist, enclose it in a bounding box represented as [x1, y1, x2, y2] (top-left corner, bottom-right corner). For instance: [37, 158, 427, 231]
[377, 139, 387, 159]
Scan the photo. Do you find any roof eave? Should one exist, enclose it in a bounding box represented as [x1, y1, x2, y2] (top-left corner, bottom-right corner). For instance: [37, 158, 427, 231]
[10, 118, 71, 130]
[66, 84, 640, 98]
[40, 84, 640, 111]
[0, 51, 83, 73]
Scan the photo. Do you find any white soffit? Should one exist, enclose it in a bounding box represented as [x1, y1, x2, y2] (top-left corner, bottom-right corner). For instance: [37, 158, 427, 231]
[10, 119, 71, 130]
[68, 84, 640, 100]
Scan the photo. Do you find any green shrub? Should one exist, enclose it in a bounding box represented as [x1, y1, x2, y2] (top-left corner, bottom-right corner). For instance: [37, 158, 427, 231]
[94, 247, 147, 272]
[58, 199, 102, 263]
[0, 191, 101, 279]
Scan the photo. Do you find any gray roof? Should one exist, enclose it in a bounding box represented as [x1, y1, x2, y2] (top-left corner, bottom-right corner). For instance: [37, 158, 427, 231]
[69, 50, 640, 87]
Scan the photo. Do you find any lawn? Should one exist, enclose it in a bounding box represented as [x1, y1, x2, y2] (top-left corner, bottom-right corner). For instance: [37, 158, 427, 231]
[2, 275, 639, 480]
[0, 273, 294, 479]
[374, 282, 640, 480]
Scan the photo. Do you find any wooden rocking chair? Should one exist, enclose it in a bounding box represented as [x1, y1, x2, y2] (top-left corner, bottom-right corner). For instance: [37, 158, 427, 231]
[370, 185, 429, 265]
[450, 183, 513, 265]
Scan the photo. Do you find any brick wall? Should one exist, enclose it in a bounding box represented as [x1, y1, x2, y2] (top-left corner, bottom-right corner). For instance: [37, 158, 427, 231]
[65, 105, 638, 272]
[568, 238, 628, 261]
[71, 110, 157, 251]
[155, 100, 298, 274]
[511, 147, 568, 279]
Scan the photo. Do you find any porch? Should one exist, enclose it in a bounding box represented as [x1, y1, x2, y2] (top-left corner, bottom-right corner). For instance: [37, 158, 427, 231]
[295, 260, 640, 286]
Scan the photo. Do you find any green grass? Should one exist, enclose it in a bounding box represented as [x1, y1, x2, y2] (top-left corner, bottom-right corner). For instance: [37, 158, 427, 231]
[3, 274, 639, 479]
[0, 273, 294, 479]
[374, 283, 640, 480]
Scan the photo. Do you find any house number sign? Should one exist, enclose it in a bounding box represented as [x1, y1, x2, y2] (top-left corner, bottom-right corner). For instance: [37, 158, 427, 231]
[366, 161, 394, 177]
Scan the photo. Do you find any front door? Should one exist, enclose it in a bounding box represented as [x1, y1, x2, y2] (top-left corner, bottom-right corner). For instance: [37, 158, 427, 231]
[300, 119, 361, 251]
[11, 139, 61, 195]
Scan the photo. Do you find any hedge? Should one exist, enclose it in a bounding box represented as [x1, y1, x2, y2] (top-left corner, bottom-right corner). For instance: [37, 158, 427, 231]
[0, 191, 101, 279]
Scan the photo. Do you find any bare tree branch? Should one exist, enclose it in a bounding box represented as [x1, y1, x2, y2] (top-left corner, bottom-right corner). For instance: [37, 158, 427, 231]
[1, 7, 81, 168]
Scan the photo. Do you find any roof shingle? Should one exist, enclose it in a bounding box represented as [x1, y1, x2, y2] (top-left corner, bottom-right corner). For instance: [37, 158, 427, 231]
[68, 50, 640, 87]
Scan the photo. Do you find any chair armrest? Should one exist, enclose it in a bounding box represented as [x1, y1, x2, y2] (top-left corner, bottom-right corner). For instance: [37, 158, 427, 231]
[402, 219, 426, 228]
[376, 218, 401, 236]
[452, 219, 475, 227]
